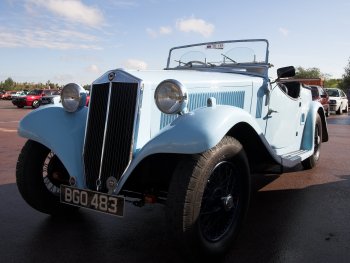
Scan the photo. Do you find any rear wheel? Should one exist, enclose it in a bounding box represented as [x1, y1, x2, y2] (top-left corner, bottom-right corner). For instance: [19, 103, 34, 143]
[166, 136, 250, 259]
[302, 114, 322, 169]
[16, 140, 77, 215]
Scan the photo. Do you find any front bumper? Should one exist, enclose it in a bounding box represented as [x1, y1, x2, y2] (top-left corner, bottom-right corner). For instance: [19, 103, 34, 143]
[329, 103, 340, 111]
[12, 98, 29, 107]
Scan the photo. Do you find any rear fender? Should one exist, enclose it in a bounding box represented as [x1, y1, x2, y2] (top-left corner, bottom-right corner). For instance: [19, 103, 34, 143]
[301, 102, 328, 151]
[18, 106, 87, 187]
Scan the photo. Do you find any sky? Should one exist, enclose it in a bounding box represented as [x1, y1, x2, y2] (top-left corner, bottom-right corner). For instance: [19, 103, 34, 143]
[0, 0, 349, 85]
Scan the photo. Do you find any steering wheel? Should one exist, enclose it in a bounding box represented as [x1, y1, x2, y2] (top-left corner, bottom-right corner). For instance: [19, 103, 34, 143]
[184, 61, 207, 67]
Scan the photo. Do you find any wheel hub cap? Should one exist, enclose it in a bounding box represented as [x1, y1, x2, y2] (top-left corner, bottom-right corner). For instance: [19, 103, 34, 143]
[222, 194, 234, 211]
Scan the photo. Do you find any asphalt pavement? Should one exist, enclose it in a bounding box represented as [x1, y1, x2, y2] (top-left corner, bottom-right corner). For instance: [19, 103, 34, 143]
[1, 100, 350, 263]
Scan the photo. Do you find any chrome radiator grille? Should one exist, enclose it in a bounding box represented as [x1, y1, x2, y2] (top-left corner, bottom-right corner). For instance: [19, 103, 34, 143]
[83, 82, 139, 192]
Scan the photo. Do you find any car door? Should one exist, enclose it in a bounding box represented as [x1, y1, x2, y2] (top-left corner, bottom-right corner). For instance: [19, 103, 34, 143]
[264, 82, 303, 153]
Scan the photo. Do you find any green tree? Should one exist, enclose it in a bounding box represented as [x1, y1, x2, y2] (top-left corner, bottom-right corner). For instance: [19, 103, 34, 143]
[295, 67, 323, 78]
[324, 78, 342, 88]
[3, 77, 15, 90]
[339, 57, 350, 91]
[83, 84, 91, 91]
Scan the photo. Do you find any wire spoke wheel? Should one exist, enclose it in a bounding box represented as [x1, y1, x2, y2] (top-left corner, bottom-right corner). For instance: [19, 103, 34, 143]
[166, 136, 250, 258]
[313, 121, 321, 161]
[42, 152, 69, 196]
[199, 161, 240, 242]
[302, 114, 322, 169]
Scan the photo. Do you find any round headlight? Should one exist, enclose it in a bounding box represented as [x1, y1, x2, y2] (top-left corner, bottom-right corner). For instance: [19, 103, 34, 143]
[61, 83, 87, 112]
[154, 79, 188, 114]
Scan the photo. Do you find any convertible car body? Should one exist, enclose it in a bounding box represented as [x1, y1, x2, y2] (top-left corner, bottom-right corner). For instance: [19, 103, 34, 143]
[16, 39, 328, 259]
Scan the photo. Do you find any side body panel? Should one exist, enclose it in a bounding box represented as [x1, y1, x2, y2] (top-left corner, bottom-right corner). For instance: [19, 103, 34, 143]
[265, 83, 312, 155]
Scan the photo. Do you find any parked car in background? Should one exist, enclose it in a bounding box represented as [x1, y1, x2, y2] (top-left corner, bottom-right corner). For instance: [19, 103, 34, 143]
[12, 89, 59, 108]
[1, 90, 28, 100]
[11, 90, 29, 99]
[1, 90, 14, 100]
[39, 91, 90, 107]
[16, 39, 328, 260]
[309, 85, 329, 117]
[39, 90, 61, 106]
[325, 88, 348, 114]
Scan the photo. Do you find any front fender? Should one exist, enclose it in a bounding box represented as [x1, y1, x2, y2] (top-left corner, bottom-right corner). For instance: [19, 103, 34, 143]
[18, 106, 87, 187]
[116, 105, 264, 193]
[141, 105, 264, 155]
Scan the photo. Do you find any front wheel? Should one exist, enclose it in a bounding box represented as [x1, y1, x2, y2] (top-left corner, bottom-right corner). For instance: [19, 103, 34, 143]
[166, 136, 250, 258]
[336, 104, 342, 115]
[16, 140, 77, 215]
[302, 114, 322, 169]
[32, 100, 40, 109]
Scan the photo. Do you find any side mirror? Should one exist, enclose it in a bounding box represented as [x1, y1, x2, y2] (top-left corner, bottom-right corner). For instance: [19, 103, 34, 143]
[277, 66, 295, 78]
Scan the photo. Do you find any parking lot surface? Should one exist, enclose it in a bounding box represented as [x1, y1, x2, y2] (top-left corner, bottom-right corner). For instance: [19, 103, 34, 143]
[1, 100, 350, 263]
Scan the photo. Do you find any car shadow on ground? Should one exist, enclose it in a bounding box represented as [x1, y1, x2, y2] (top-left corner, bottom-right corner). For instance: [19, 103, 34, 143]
[1, 172, 350, 263]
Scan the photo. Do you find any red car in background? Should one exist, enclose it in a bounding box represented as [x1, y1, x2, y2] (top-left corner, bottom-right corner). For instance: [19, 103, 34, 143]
[309, 85, 330, 117]
[0, 91, 5, 99]
[1, 91, 14, 100]
[12, 89, 59, 108]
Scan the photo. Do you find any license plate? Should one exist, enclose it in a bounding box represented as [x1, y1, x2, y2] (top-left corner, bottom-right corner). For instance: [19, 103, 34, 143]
[60, 185, 124, 217]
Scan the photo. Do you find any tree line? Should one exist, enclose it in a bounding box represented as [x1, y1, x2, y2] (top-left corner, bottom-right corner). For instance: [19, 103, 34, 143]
[0, 78, 90, 91]
[291, 57, 350, 91]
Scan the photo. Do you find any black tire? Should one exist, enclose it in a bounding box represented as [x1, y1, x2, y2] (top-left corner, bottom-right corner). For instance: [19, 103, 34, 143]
[344, 105, 348, 113]
[336, 104, 342, 115]
[325, 108, 329, 117]
[17, 105, 24, 108]
[302, 114, 322, 169]
[16, 140, 77, 215]
[166, 136, 250, 259]
[32, 100, 40, 109]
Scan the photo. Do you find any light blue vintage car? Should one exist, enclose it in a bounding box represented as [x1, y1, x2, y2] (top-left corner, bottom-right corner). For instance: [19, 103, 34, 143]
[16, 39, 328, 258]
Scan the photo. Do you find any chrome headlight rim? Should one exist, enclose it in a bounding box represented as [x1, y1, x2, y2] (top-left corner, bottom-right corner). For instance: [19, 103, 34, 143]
[61, 83, 87, 113]
[154, 79, 188, 115]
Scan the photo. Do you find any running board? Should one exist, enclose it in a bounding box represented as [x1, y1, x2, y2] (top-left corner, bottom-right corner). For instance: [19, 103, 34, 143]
[280, 149, 311, 168]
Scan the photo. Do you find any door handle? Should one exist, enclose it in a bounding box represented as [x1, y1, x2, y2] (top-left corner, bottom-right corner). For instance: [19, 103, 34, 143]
[268, 109, 278, 115]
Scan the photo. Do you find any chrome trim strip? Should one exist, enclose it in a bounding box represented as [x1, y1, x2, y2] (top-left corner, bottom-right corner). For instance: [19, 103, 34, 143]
[82, 84, 92, 188]
[97, 82, 113, 191]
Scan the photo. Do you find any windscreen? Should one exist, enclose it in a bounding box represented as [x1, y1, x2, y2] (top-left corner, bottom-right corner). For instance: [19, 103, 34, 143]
[167, 39, 268, 69]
